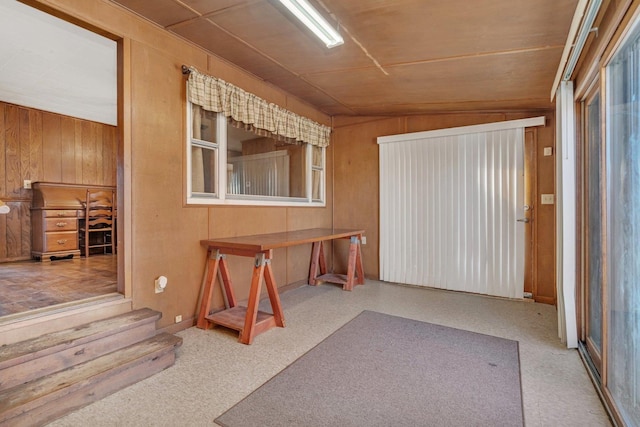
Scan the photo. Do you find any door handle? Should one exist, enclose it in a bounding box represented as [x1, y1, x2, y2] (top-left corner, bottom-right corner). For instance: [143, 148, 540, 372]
[517, 218, 530, 223]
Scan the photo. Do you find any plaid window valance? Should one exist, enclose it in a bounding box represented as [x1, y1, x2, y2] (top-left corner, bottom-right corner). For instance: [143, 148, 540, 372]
[186, 67, 330, 147]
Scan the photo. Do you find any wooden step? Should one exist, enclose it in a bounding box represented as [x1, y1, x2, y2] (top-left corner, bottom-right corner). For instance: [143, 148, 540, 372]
[0, 294, 132, 346]
[0, 308, 161, 391]
[0, 332, 182, 427]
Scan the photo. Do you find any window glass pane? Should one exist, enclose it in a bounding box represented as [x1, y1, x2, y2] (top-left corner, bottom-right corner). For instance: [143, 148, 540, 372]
[191, 145, 217, 194]
[606, 23, 640, 426]
[188, 103, 325, 205]
[312, 145, 323, 167]
[226, 122, 306, 198]
[312, 169, 322, 201]
[586, 91, 603, 356]
[192, 105, 217, 143]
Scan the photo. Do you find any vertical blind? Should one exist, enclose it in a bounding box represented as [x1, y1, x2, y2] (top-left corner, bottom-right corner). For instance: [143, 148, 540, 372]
[378, 119, 543, 299]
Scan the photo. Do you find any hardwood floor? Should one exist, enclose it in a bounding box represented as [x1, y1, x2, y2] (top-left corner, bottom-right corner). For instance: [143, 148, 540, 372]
[0, 255, 117, 317]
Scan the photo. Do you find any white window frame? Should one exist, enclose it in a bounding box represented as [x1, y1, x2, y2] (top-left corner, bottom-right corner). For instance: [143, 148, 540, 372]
[186, 102, 326, 206]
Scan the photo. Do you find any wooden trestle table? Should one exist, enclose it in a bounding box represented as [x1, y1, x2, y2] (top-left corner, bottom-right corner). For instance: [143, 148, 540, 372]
[197, 228, 365, 344]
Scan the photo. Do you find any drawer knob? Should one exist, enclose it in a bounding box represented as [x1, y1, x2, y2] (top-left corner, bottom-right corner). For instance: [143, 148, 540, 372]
[56, 222, 67, 227]
[57, 212, 65, 217]
[57, 239, 67, 245]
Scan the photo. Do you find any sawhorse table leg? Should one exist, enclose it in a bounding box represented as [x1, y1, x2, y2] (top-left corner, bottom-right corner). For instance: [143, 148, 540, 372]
[198, 248, 285, 345]
[308, 240, 326, 285]
[197, 249, 237, 329]
[345, 235, 365, 291]
[308, 234, 365, 291]
[240, 250, 285, 344]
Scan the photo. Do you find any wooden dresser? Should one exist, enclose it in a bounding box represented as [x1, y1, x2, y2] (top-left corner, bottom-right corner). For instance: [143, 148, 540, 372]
[31, 182, 116, 261]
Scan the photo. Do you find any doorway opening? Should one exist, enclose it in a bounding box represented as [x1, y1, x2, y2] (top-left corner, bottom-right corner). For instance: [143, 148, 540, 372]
[0, 2, 122, 321]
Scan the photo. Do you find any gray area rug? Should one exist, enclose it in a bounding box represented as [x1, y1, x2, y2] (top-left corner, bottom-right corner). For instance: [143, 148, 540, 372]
[215, 310, 523, 427]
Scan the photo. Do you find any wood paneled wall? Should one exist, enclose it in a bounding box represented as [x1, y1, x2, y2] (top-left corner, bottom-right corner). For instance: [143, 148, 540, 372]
[332, 111, 557, 304]
[21, 0, 332, 330]
[0, 101, 117, 262]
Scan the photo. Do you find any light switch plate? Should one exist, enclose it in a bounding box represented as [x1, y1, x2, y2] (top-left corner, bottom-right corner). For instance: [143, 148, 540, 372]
[541, 194, 555, 205]
[543, 147, 553, 156]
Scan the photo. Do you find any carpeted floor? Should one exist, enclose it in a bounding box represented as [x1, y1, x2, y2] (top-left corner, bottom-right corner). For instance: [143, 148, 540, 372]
[49, 281, 611, 427]
[216, 310, 523, 427]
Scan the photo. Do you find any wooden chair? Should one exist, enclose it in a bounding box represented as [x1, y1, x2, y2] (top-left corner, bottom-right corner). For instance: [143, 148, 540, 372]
[79, 189, 115, 257]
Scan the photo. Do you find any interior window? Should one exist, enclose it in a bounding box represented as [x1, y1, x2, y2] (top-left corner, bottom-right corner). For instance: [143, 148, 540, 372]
[226, 124, 306, 199]
[187, 104, 325, 206]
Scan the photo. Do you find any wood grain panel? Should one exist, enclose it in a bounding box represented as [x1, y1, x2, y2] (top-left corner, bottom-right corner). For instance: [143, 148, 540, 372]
[333, 117, 403, 277]
[19, 202, 30, 257]
[43, 112, 62, 183]
[0, 103, 7, 260]
[103, 127, 115, 186]
[112, 0, 198, 27]
[351, 100, 556, 116]
[406, 113, 509, 133]
[19, 110, 30, 197]
[61, 116, 77, 183]
[172, 19, 288, 82]
[127, 40, 209, 324]
[0, 100, 117, 262]
[6, 201, 22, 259]
[326, 0, 574, 65]
[0, 103, 6, 197]
[180, 0, 246, 16]
[95, 124, 104, 185]
[5, 105, 21, 198]
[28, 109, 43, 191]
[532, 113, 557, 303]
[82, 121, 98, 184]
[0, 213, 5, 260]
[75, 121, 83, 183]
[307, 48, 563, 111]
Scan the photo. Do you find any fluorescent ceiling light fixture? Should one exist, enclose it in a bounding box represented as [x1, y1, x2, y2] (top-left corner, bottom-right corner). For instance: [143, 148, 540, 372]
[279, 0, 344, 48]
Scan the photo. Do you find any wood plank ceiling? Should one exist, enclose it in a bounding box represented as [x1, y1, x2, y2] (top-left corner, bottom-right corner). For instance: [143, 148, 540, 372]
[108, 0, 578, 116]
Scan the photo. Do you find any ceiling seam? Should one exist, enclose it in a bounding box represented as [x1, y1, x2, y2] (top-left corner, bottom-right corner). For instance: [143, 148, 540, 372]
[299, 44, 566, 78]
[166, 0, 263, 30]
[195, 17, 358, 115]
[316, 0, 389, 76]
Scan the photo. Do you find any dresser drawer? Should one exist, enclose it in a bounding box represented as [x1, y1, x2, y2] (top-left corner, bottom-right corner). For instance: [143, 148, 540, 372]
[44, 210, 78, 218]
[44, 217, 77, 232]
[44, 232, 78, 252]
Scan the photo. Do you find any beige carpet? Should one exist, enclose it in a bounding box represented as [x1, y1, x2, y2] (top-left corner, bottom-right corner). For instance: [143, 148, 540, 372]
[49, 281, 611, 427]
[216, 310, 523, 426]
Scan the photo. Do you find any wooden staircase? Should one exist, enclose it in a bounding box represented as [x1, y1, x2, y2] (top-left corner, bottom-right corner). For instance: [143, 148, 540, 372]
[0, 308, 182, 426]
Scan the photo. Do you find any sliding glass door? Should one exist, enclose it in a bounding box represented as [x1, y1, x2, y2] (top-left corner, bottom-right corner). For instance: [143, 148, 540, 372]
[583, 88, 603, 374]
[605, 20, 640, 426]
